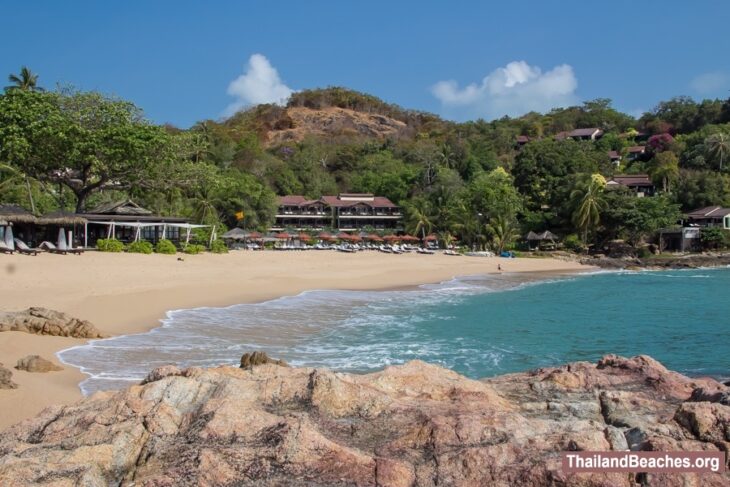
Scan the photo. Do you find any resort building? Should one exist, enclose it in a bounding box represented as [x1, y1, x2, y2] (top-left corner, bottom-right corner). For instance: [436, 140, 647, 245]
[272, 193, 402, 232]
[626, 145, 647, 161]
[606, 175, 656, 197]
[684, 206, 730, 229]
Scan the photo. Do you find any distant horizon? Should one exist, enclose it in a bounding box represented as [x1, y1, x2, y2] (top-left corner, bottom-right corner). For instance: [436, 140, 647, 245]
[3, 2, 729, 128]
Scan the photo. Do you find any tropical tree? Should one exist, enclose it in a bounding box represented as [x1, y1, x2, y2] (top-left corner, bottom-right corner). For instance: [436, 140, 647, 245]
[570, 174, 607, 244]
[487, 214, 520, 254]
[705, 133, 730, 171]
[0, 89, 178, 212]
[648, 151, 679, 193]
[404, 197, 433, 239]
[5, 66, 43, 92]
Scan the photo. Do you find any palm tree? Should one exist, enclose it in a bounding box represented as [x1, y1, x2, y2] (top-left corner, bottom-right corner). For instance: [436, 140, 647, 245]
[405, 198, 433, 239]
[570, 175, 607, 245]
[487, 215, 519, 254]
[705, 133, 730, 171]
[6, 66, 43, 92]
[0, 163, 36, 214]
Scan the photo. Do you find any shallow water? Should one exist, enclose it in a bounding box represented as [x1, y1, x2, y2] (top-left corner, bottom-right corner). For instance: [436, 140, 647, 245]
[59, 268, 730, 395]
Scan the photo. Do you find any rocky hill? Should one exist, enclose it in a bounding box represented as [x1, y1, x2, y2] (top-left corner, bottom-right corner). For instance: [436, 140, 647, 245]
[0, 355, 728, 486]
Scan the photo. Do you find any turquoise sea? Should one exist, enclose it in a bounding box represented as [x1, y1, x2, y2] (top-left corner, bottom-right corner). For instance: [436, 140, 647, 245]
[59, 267, 730, 395]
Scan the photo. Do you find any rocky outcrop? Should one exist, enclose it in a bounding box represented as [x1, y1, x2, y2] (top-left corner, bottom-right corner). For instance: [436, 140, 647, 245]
[0, 307, 106, 338]
[14, 355, 63, 373]
[0, 355, 728, 486]
[0, 363, 17, 390]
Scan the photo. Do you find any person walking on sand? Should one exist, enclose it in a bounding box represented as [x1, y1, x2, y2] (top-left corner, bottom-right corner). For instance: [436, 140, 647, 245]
[497, 263, 502, 272]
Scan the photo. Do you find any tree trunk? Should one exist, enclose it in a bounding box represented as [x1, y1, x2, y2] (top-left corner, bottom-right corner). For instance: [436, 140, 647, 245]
[24, 176, 36, 214]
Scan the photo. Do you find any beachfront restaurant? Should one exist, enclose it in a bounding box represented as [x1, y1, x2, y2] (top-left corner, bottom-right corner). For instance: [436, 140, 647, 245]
[80, 200, 213, 247]
[1, 200, 212, 249]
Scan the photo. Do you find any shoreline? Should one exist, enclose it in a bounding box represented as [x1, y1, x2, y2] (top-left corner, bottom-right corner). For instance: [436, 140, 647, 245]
[0, 251, 594, 429]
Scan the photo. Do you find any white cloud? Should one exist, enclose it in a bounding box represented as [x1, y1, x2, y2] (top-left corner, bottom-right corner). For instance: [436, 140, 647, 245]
[224, 54, 294, 116]
[431, 61, 578, 119]
[690, 72, 729, 95]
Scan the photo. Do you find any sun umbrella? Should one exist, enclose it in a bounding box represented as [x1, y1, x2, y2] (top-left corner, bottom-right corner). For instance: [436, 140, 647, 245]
[349, 234, 363, 242]
[366, 234, 383, 242]
[336, 232, 352, 241]
[4, 225, 14, 251]
[57, 228, 68, 251]
[383, 235, 400, 242]
[297, 232, 312, 241]
[402, 235, 419, 242]
[275, 232, 291, 240]
[317, 232, 334, 241]
[424, 234, 438, 241]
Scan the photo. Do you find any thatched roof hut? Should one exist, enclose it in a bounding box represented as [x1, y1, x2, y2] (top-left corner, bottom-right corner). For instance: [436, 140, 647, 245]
[0, 204, 36, 224]
[37, 211, 88, 226]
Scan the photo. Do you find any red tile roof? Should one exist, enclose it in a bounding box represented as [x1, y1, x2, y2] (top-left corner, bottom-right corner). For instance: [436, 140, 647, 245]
[279, 194, 398, 208]
[568, 128, 603, 138]
[279, 195, 307, 205]
[627, 146, 646, 153]
[608, 150, 621, 159]
[685, 206, 730, 219]
[608, 174, 653, 187]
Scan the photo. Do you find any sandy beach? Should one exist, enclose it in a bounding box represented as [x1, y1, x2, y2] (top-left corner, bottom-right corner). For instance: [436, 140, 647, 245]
[0, 250, 592, 429]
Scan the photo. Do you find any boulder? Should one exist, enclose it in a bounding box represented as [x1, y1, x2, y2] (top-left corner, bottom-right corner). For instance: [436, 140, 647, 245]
[0, 363, 17, 389]
[0, 307, 106, 338]
[15, 355, 63, 373]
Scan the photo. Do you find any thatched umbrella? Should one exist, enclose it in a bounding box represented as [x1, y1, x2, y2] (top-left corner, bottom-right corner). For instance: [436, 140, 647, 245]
[297, 232, 312, 242]
[246, 231, 263, 240]
[366, 233, 383, 242]
[401, 235, 419, 243]
[383, 235, 400, 242]
[0, 204, 36, 224]
[221, 227, 247, 240]
[336, 232, 352, 241]
[349, 234, 363, 243]
[424, 234, 438, 241]
[37, 211, 87, 226]
[317, 231, 334, 241]
[275, 232, 291, 240]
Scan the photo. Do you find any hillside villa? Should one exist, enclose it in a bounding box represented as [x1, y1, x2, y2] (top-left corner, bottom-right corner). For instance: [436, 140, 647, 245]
[606, 175, 656, 197]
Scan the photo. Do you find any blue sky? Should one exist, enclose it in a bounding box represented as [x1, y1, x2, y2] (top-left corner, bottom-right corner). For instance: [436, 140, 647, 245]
[2, 1, 729, 128]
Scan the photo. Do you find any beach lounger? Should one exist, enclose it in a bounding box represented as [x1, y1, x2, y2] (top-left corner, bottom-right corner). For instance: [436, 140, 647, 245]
[13, 238, 39, 256]
[0, 241, 14, 254]
[39, 241, 67, 255]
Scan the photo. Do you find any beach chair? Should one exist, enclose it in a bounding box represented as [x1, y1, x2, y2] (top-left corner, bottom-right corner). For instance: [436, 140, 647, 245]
[0, 241, 14, 254]
[13, 238, 39, 256]
[39, 241, 67, 255]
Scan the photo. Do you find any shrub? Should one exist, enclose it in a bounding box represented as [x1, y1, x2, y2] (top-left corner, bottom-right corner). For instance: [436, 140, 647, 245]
[126, 240, 153, 254]
[96, 238, 125, 252]
[210, 239, 229, 254]
[183, 244, 206, 255]
[155, 239, 177, 254]
[637, 247, 652, 259]
[563, 234, 584, 253]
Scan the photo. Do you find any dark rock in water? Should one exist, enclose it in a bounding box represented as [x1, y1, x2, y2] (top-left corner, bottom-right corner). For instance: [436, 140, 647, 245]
[0, 307, 106, 338]
[0, 355, 728, 486]
[15, 355, 63, 373]
[240, 351, 288, 369]
[0, 363, 17, 389]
